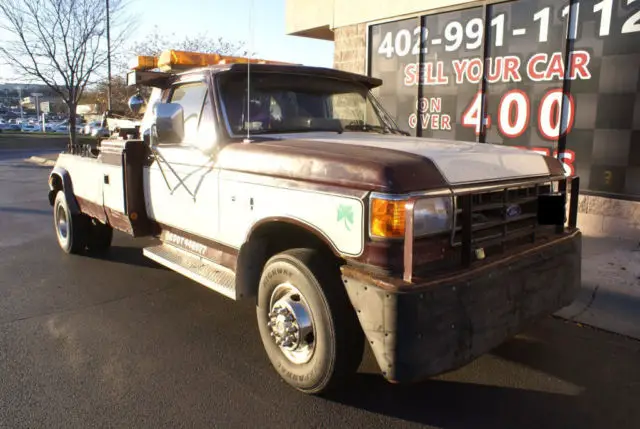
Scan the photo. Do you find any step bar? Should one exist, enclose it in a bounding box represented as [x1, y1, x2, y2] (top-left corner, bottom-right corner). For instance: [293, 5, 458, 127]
[143, 243, 238, 300]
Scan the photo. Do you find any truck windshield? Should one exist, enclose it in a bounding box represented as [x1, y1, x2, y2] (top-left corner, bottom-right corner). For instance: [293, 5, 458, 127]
[218, 71, 405, 136]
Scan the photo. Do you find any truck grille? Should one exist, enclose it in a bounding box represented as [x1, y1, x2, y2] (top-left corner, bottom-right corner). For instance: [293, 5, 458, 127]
[452, 183, 553, 260]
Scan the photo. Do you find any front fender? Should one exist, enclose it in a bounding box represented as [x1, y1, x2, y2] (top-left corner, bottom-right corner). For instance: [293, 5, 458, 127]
[48, 167, 80, 214]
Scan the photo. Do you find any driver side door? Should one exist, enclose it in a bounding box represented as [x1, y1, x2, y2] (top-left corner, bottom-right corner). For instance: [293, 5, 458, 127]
[144, 76, 220, 242]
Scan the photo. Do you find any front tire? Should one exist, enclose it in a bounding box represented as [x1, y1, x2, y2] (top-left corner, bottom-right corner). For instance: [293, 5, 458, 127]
[53, 191, 89, 254]
[256, 248, 364, 395]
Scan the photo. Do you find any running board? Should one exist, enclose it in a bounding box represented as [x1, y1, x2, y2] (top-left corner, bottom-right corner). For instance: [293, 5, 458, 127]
[143, 244, 238, 300]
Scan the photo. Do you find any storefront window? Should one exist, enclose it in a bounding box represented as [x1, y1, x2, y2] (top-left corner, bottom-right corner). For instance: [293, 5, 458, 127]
[566, 0, 640, 196]
[368, 0, 640, 200]
[368, 17, 420, 136]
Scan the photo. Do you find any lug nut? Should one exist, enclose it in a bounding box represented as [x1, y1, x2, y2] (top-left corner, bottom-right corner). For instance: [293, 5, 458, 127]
[267, 321, 275, 327]
[285, 335, 296, 343]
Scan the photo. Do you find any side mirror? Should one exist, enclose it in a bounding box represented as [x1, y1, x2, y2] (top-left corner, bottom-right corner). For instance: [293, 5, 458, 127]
[128, 93, 145, 116]
[155, 103, 184, 144]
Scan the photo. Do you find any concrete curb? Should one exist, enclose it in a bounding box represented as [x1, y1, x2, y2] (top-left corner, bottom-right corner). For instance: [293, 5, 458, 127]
[25, 156, 57, 167]
[555, 237, 640, 341]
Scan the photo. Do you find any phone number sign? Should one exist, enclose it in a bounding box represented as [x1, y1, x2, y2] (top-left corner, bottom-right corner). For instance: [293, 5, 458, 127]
[369, 0, 640, 187]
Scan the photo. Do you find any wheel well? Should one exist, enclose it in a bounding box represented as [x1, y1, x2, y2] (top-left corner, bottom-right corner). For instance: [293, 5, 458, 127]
[48, 170, 80, 214]
[236, 221, 344, 299]
[48, 174, 63, 205]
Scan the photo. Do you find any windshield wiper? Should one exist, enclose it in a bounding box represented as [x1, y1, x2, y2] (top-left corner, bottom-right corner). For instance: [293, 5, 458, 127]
[343, 123, 391, 134]
[237, 127, 343, 135]
[344, 121, 410, 136]
[367, 93, 411, 136]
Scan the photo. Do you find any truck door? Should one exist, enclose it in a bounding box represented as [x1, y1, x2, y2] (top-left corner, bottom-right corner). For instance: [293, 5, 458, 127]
[144, 77, 220, 242]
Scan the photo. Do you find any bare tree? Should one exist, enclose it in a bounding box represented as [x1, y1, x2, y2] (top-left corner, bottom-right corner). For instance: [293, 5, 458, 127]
[82, 75, 138, 116]
[0, 0, 131, 148]
[129, 25, 247, 59]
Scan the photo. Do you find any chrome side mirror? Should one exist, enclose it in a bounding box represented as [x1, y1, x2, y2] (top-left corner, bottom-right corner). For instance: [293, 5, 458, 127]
[128, 93, 145, 116]
[154, 103, 184, 144]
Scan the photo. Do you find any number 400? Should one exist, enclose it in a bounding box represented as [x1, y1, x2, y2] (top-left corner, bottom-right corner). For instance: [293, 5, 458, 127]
[462, 89, 575, 140]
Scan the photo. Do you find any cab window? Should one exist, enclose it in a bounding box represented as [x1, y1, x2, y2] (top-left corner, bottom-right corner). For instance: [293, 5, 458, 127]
[195, 91, 217, 152]
[169, 81, 208, 145]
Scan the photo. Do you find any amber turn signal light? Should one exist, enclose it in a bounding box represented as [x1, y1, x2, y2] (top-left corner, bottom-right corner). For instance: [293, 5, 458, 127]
[370, 198, 406, 238]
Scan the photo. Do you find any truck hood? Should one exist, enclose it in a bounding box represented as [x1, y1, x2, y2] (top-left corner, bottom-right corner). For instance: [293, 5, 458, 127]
[270, 132, 555, 183]
[216, 132, 563, 193]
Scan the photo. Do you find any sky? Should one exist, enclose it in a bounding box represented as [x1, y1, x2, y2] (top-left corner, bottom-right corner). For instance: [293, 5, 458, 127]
[0, 0, 335, 83]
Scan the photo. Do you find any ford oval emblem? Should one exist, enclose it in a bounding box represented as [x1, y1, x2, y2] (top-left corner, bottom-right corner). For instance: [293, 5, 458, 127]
[506, 204, 522, 218]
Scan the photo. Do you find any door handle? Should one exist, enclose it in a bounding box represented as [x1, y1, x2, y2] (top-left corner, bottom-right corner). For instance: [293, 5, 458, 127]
[104, 174, 109, 185]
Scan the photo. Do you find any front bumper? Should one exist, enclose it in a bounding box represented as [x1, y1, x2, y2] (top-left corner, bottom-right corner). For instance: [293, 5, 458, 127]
[340, 230, 581, 383]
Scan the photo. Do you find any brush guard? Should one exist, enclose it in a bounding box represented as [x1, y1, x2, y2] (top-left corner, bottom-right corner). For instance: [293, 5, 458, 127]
[403, 176, 580, 283]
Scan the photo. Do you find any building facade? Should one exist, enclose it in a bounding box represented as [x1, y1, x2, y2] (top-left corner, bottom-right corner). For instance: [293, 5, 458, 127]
[286, 0, 640, 238]
[0, 83, 66, 115]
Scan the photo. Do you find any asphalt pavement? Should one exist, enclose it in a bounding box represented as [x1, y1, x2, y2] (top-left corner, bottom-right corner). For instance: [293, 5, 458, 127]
[1, 150, 639, 429]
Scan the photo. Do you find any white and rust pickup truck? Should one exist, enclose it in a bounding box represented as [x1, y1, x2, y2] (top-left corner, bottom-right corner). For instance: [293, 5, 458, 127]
[47, 50, 581, 395]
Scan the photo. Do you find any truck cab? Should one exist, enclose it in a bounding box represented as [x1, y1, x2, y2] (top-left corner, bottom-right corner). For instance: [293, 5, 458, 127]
[48, 50, 581, 395]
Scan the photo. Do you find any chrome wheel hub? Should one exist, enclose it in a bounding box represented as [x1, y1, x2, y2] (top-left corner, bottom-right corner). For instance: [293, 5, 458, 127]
[267, 283, 315, 364]
[56, 205, 68, 242]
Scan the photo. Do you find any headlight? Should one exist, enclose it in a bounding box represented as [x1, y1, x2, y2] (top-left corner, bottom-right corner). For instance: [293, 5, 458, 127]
[413, 197, 453, 236]
[369, 194, 453, 238]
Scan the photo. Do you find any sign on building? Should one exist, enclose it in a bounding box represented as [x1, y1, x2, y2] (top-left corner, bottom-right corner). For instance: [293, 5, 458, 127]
[368, 0, 640, 199]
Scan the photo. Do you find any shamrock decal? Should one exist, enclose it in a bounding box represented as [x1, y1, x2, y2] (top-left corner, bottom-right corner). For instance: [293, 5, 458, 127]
[337, 204, 354, 231]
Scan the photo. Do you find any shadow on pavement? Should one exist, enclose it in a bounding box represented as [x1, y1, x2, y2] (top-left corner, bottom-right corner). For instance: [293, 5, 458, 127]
[0, 206, 52, 216]
[87, 245, 169, 271]
[328, 375, 579, 429]
[7, 163, 52, 169]
[327, 320, 639, 429]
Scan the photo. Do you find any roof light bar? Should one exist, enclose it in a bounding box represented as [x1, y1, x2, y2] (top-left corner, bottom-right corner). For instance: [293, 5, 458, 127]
[130, 55, 158, 71]
[129, 49, 296, 73]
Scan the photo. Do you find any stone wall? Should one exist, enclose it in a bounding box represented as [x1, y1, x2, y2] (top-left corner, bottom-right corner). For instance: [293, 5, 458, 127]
[333, 23, 367, 75]
[578, 195, 640, 239]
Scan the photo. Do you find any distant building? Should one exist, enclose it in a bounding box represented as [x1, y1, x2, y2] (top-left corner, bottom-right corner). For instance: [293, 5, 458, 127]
[0, 83, 66, 115]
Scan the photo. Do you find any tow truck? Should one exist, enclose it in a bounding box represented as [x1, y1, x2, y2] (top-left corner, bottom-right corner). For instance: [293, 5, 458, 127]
[48, 49, 582, 394]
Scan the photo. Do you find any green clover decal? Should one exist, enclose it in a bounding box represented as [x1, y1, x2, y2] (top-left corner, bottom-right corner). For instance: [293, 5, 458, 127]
[337, 204, 354, 231]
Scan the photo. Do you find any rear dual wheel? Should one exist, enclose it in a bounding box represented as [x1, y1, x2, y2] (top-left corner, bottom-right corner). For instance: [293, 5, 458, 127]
[53, 191, 113, 254]
[256, 248, 365, 395]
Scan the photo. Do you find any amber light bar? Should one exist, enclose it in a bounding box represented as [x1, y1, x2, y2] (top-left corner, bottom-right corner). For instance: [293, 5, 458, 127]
[129, 50, 297, 73]
[129, 55, 158, 71]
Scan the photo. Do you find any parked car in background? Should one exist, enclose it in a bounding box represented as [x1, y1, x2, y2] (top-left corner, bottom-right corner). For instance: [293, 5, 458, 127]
[54, 124, 68, 133]
[54, 124, 74, 134]
[53, 121, 84, 134]
[83, 121, 101, 135]
[20, 123, 40, 132]
[90, 126, 110, 138]
[44, 122, 59, 132]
